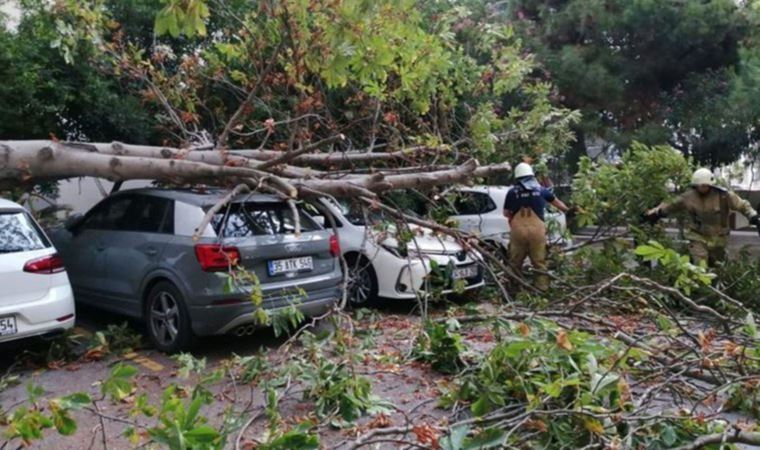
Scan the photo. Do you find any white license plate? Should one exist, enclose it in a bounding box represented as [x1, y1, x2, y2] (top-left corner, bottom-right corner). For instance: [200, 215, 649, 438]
[0, 316, 17, 336]
[452, 265, 478, 280]
[268, 256, 314, 276]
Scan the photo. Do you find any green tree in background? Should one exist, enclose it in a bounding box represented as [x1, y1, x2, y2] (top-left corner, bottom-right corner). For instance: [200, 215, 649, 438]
[0, 1, 159, 143]
[502, 0, 759, 166]
[15, 0, 578, 168]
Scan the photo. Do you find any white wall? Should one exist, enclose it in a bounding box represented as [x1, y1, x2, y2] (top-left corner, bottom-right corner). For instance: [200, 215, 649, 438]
[57, 178, 151, 214]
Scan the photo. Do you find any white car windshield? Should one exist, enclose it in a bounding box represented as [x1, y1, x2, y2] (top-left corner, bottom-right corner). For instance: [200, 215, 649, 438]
[0, 211, 50, 254]
[334, 199, 419, 226]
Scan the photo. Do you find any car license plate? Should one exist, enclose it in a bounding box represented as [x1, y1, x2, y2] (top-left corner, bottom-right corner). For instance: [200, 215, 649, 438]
[452, 265, 478, 280]
[0, 316, 17, 336]
[268, 256, 314, 276]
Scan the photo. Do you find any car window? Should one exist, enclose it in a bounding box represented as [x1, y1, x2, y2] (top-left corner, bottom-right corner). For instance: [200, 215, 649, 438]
[339, 200, 368, 226]
[302, 202, 341, 228]
[211, 203, 320, 237]
[451, 192, 496, 215]
[80, 196, 134, 231]
[0, 211, 50, 254]
[122, 196, 173, 233]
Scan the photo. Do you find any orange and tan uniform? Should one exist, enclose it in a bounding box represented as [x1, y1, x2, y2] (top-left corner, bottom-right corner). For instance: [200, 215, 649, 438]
[653, 187, 757, 265]
[504, 183, 558, 291]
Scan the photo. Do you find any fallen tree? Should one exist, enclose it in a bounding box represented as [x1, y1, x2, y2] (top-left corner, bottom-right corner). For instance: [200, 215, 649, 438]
[0, 140, 511, 199]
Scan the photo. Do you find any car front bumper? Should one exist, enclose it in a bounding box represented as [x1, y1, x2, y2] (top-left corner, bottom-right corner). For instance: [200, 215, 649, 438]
[389, 256, 485, 300]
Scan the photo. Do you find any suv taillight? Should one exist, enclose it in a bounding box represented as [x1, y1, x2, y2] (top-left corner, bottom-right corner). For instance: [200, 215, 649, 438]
[329, 235, 340, 257]
[24, 254, 65, 274]
[194, 244, 240, 272]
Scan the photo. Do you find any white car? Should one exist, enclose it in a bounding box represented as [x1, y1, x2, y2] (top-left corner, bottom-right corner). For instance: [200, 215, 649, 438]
[446, 186, 571, 250]
[0, 199, 75, 343]
[310, 198, 484, 304]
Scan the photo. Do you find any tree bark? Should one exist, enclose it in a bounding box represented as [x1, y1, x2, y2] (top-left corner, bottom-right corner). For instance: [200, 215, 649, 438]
[0, 141, 510, 198]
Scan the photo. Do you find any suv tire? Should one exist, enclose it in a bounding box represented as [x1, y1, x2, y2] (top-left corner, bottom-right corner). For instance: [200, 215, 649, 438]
[145, 281, 194, 353]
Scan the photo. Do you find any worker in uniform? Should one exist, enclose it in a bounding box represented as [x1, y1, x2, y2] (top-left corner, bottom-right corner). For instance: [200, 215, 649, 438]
[644, 168, 760, 266]
[504, 163, 569, 291]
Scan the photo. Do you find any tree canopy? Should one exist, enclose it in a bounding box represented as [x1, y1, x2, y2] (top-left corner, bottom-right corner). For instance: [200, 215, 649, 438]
[503, 0, 760, 166]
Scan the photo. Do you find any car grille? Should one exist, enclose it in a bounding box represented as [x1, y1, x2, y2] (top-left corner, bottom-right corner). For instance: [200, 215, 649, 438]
[426, 263, 482, 290]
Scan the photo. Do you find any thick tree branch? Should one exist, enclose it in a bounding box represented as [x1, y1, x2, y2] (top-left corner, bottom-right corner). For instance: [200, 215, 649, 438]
[0, 141, 511, 199]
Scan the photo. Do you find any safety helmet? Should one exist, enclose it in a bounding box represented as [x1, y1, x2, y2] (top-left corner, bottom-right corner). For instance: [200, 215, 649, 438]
[691, 168, 715, 186]
[514, 162, 534, 179]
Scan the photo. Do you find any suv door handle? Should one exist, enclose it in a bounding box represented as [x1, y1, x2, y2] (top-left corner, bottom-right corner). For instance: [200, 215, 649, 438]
[96, 244, 106, 251]
[144, 248, 158, 256]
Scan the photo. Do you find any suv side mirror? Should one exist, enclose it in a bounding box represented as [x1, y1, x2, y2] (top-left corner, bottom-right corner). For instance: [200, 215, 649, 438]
[64, 213, 84, 233]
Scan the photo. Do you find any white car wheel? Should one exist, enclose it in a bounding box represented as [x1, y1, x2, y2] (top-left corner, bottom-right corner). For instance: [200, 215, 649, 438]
[345, 255, 378, 305]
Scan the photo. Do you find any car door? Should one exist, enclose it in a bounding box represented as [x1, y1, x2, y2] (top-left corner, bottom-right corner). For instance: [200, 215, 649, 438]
[101, 195, 173, 317]
[63, 196, 133, 304]
[474, 190, 508, 241]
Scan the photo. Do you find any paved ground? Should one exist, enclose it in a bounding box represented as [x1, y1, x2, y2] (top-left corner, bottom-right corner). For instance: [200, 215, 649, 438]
[0, 230, 758, 448]
[2, 229, 758, 372]
[0, 301, 433, 450]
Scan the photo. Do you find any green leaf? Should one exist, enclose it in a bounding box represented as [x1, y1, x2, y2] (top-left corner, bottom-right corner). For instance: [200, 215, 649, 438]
[660, 424, 678, 446]
[184, 425, 220, 443]
[57, 393, 92, 410]
[102, 363, 138, 401]
[463, 428, 507, 449]
[258, 422, 319, 450]
[440, 425, 469, 450]
[51, 409, 78, 436]
[112, 363, 138, 379]
[745, 313, 758, 339]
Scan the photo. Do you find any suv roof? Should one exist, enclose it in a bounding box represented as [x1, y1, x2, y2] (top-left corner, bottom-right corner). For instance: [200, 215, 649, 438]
[111, 188, 285, 207]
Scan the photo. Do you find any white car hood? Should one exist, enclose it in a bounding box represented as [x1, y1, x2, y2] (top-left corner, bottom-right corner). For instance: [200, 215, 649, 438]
[372, 224, 463, 254]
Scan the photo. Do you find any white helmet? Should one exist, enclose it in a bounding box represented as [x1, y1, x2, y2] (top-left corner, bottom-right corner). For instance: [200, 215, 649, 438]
[514, 162, 534, 179]
[691, 168, 715, 186]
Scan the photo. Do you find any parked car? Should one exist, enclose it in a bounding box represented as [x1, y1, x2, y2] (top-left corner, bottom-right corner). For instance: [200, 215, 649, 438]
[445, 185, 571, 250]
[0, 199, 75, 344]
[49, 188, 342, 352]
[307, 198, 484, 305]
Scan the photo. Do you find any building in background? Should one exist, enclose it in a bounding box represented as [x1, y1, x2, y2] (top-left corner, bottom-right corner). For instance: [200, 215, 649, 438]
[57, 178, 150, 214]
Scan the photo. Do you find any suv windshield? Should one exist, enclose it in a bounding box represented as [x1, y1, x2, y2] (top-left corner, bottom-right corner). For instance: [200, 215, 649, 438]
[0, 211, 50, 254]
[210, 202, 320, 237]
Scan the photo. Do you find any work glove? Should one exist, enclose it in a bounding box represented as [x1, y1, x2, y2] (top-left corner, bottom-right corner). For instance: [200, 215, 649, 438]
[641, 209, 664, 226]
[750, 215, 760, 237]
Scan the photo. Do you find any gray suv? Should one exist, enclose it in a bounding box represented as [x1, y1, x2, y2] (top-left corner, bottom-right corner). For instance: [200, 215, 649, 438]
[50, 188, 342, 352]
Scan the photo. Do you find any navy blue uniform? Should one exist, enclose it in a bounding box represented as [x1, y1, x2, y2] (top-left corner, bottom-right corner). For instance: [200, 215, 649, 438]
[504, 184, 556, 222]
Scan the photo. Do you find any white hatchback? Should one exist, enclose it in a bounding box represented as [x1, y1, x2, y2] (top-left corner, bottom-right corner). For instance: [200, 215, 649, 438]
[311, 198, 484, 305]
[446, 185, 572, 250]
[0, 199, 75, 343]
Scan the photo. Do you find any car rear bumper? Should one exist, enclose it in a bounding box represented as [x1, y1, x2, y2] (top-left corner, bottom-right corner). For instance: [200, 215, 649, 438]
[0, 284, 75, 344]
[188, 284, 340, 336]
